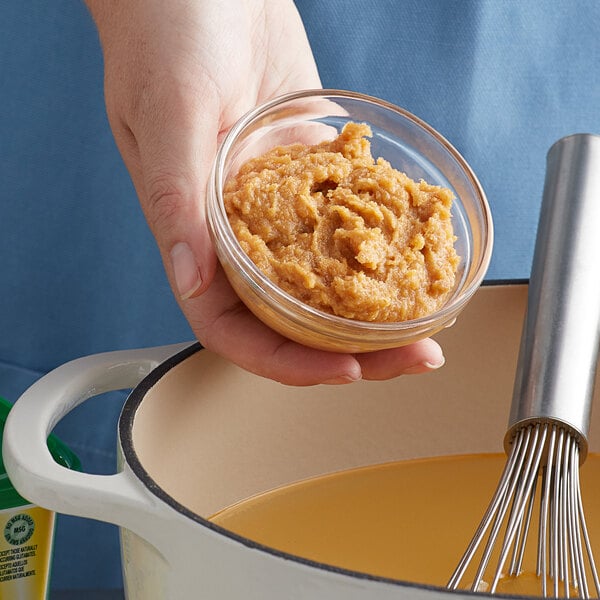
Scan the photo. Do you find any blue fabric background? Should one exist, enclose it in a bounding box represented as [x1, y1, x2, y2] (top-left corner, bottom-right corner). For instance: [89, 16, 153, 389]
[1, 0, 599, 591]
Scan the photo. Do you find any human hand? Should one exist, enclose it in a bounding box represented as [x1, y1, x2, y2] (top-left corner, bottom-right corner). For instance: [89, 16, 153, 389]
[85, 0, 445, 385]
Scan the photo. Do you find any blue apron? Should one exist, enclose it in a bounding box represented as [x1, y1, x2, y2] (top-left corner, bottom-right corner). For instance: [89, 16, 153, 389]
[1, 0, 598, 590]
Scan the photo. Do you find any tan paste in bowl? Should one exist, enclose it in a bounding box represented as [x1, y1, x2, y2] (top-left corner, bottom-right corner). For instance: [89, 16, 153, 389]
[224, 122, 459, 322]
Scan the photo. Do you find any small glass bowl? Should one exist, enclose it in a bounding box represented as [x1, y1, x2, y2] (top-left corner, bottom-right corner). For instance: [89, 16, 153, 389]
[206, 89, 493, 353]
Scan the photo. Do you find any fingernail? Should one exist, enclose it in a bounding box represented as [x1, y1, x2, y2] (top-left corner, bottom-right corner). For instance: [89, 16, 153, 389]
[403, 356, 446, 375]
[170, 242, 202, 300]
[323, 373, 362, 385]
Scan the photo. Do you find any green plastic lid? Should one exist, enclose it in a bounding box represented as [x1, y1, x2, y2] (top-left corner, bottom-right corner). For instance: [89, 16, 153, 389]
[0, 396, 81, 510]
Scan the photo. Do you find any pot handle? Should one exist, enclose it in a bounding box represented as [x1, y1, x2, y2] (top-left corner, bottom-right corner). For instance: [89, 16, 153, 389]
[2, 342, 192, 531]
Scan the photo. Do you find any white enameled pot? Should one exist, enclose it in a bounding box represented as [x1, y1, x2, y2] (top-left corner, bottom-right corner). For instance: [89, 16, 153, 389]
[3, 283, 599, 599]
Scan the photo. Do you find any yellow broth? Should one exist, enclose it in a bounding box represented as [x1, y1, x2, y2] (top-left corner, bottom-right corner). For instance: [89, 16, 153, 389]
[209, 453, 600, 596]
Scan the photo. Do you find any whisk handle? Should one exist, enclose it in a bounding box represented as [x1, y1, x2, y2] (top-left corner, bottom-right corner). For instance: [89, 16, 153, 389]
[507, 133, 600, 459]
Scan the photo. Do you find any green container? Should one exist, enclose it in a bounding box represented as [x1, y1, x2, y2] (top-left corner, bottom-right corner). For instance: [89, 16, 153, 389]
[0, 396, 80, 598]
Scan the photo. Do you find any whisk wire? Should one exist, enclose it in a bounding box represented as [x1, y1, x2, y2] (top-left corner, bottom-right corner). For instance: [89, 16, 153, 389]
[538, 425, 557, 597]
[478, 427, 534, 591]
[466, 453, 518, 589]
[577, 461, 600, 595]
[555, 429, 567, 596]
[509, 456, 538, 575]
[446, 430, 526, 590]
[490, 424, 548, 594]
[570, 439, 587, 597]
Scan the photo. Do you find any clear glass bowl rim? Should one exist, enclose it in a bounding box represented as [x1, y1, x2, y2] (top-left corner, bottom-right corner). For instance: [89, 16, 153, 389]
[209, 88, 494, 335]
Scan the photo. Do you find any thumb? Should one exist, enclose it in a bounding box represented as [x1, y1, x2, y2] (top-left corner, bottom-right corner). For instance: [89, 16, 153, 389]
[129, 89, 220, 301]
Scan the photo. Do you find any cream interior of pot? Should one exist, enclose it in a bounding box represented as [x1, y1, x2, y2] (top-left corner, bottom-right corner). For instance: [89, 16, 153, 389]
[130, 284, 600, 519]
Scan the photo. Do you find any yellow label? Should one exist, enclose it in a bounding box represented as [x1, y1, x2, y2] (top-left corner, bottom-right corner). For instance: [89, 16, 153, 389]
[0, 505, 55, 600]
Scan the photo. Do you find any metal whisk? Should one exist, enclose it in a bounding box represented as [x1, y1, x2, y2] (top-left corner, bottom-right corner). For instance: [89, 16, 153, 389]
[448, 134, 600, 598]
